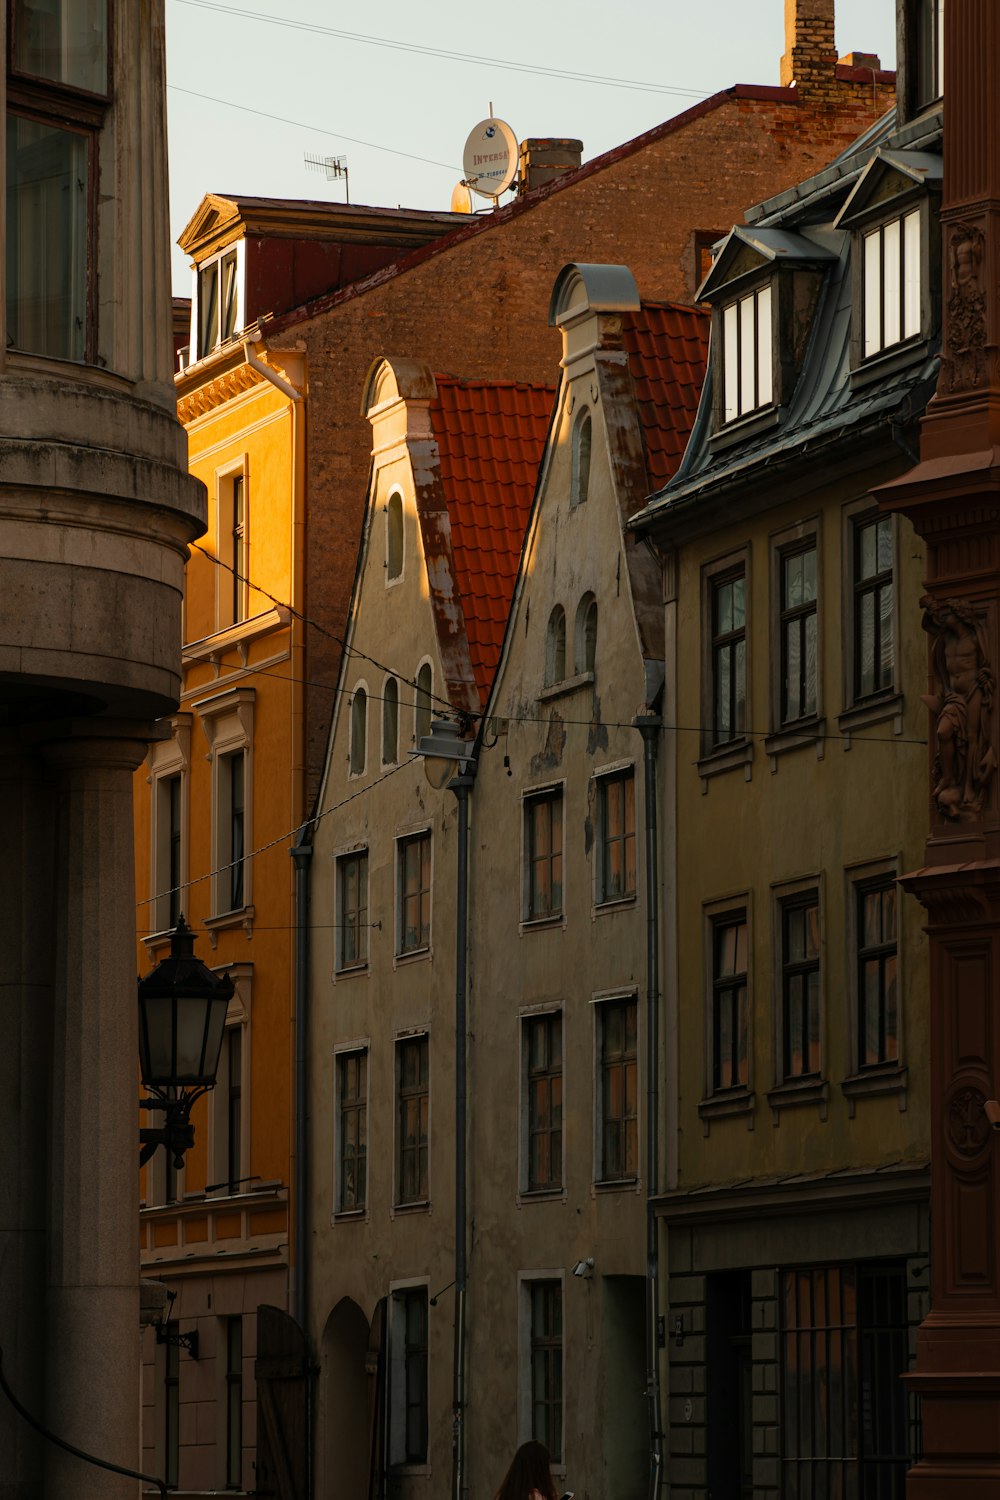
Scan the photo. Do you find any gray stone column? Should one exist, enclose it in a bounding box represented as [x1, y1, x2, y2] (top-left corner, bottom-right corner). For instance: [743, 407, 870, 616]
[0, 737, 57, 1497]
[41, 729, 150, 1500]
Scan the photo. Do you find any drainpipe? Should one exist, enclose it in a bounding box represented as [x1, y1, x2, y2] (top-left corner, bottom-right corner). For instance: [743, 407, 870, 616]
[635, 715, 663, 1500]
[291, 831, 313, 1496]
[243, 333, 305, 403]
[449, 765, 475, 1500]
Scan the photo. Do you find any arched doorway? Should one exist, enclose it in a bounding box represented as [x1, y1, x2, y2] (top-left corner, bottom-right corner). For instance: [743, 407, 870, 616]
[318, 1298, 371, 1499]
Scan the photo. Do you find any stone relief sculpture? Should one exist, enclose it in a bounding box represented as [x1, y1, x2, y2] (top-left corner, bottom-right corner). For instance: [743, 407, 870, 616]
[945, 220, 987, 394]
[921, 594, 997, 820]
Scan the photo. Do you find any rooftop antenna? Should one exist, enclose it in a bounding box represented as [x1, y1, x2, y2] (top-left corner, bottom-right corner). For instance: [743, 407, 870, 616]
[303, 152, 349, 203]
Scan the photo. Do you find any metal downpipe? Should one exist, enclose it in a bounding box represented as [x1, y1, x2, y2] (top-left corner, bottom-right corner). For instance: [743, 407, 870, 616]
[451, 770, 474, 1500]
[291, 833, 314, 1498]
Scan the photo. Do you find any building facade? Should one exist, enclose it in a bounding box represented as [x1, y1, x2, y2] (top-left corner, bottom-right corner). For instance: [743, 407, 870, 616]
[0, 5, 204, 1499]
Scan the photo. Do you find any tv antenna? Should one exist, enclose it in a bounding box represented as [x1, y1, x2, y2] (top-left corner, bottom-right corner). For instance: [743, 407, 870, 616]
[304, 152, 350, 203]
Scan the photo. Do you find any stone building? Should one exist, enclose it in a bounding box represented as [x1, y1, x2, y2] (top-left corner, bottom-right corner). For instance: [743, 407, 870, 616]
[0, 5, 204, 1499]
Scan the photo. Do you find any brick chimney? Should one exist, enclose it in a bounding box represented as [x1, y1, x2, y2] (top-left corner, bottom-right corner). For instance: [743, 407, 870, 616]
[517, 138, 583, 195]
[780, 0, 838, 96]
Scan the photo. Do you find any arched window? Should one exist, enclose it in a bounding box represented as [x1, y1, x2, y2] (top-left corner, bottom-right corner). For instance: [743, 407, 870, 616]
[575, 592, 598, 674]
[386, 493, 403, 581]
[382, 676, 399, 764]
[415, 662, 432, 744]
[571, 409, 592, 509]
[350, 686, 367, 775]
[546, 606, 566, 686]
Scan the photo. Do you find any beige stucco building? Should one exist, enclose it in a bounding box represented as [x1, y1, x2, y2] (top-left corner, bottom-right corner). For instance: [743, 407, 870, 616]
[0, 5, 204, 1497]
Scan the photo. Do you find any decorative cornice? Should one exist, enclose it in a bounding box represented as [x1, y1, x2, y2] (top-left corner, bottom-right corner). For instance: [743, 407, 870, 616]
[653, 1161, 929, 1224]
[177, 360, 265, 422]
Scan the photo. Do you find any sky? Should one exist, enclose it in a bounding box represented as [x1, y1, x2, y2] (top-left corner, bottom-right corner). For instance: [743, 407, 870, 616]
[164, 0, 899, 294]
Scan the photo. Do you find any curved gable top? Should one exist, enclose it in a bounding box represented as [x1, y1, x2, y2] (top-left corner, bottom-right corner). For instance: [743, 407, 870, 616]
[549, 262, 641, 327]
[697, 225, 838, 301]
[361, 355, 438, 418]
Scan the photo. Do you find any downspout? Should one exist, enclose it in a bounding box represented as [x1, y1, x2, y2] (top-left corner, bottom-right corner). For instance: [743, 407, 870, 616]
[635, 714, 663, 1500]
[291, 832, 313, 1497]
[243, 333, 305, 404]
[450, 765, 476, 1500]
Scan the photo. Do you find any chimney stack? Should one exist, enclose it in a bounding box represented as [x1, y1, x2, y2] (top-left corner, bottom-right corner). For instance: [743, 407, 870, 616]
[780, 0, 838, 95]
[517, 138, 584, 195]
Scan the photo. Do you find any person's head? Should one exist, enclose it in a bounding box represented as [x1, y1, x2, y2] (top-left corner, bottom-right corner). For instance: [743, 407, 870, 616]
[495, 1440, 557, 1500]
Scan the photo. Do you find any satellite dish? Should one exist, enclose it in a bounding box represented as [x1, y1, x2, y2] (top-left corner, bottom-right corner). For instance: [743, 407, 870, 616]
[462, 117, 518, 200]
[450, 180, 474, 214]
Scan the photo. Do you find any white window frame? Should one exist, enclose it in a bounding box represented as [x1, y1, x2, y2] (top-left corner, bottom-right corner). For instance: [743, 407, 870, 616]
[333, 842, 370, 976]
[214, 455, 250, 635]
[191, 238, 245, 362]
[517, 1269, 566, 1473]
[207, 966, 252, 1198]
[387, 1277, 431, 1474]
[720, 282, 773, 424]
[861, 207, 922, 361]
[518, 1004, 565, 1198]
[146, 713, 192, 938]
[333, 1038, 370, 1219]
[592, 989, 640, 1188]
[197, 687, 254, 924]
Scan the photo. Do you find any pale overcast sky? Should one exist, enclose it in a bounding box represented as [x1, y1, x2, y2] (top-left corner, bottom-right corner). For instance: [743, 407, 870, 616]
[165, 0, 899, 293]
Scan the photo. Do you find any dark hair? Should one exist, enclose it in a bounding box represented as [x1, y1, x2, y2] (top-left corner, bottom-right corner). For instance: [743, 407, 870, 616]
[494, 1440, 557, 1500]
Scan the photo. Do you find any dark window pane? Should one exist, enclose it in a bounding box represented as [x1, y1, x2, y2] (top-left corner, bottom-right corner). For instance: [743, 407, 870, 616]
[7, 114, 88, 361]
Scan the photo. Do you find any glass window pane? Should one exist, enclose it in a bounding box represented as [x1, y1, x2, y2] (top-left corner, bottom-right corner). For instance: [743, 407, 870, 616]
[13, 0, 108, 95]
[6, 114, 88, 362]
[883, 217, 901, 348]
[903, 210, 921, 339]
[864, 229, 882, 357]
[757, 285, 773, 408]
[723, 302, 739, 423]
[739, 294, 755, 414]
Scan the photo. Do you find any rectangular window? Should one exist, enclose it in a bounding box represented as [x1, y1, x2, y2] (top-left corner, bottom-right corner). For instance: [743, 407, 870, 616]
[524, 1012, 563, 1192]
[782, 1263, 913, 1494]
[597, 769, 636, 903]
[863, 210, 922, 359]
[197, 247, 240, 359]
[722, 284, 772, 423]
[712, 914, 748, 1092]
[167, 775, 182, 927]
[780, 543, 818, 724]
[398, 832, 431, 954]
[6, 112, 90, 361]
[223, 751, 245, 912]
[711, 571, 747, 746]
[914, 0, 944, 109]
[389, 1287, 428, 1467]
[598, 999, 638, 1182]
[525, 789, 563, 921]
[225, 1316, 243, 1489]
[336, 850, 368, 972]
[853, 513, 894, 700]
[226, 1027, 242, 1193]
[163, 1324, 179, 1489]
[857, 878, 899, 1069]
[529, 1281, 563, 1463]
[10, 0, 109, 95]
[396, 1035, 429, 1206]
[782, 895, 821, 1079]
[337, 1048, 367, 1213]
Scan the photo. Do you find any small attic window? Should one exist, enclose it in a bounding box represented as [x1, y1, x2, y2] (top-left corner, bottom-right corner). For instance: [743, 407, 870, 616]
[195, 245, 240, 360]
[721, 285, 773, 424]
[571, 409, 592, 508]
[862, 210, 922, 359]
[386, 493, 404, 581]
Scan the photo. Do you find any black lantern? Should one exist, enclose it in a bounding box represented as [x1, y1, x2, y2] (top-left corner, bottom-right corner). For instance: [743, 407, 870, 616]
[138, 917, 234, 1168]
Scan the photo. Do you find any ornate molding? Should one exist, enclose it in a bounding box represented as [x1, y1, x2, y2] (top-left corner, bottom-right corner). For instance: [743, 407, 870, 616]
[921, 594, 997, 821]
[942, 220, 988, 396]
[947, 1084, 991, 1161]
[177, 362, 264, 422]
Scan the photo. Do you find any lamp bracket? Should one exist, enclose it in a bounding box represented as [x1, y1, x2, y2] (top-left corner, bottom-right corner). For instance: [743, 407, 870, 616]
[154, 1324, 199, 1360]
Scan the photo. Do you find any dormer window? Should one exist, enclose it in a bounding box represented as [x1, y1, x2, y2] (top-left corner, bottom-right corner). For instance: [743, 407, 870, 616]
[194, 245, 241, 360]
[722, 285, 772, 424]
[912, 0, 944, 112]
[863, 210, 921, 359]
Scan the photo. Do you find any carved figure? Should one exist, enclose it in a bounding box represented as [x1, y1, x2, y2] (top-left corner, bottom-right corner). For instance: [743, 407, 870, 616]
[921, 594, 997, 820]
[945, 220, 987, 393]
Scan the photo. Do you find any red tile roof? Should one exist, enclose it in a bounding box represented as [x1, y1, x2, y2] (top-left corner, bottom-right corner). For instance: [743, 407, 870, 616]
[621, 301, 709, 487]
[431, 378, 555, 703]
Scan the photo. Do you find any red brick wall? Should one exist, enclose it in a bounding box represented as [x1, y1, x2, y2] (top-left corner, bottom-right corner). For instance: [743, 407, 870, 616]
[273, 81, 894, 805]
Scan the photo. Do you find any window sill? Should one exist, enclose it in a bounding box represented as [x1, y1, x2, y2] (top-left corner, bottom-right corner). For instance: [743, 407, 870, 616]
[518, 1185, 566, 1204]
[594, 1176, 640, 1193]
[849, 337, 929, 391]
[593, 893, 638, 915]
[388, 1464, 431, 1479]
[183, 606, 291, 664]
[697, 738, 753, 789]
[539, 671, 595, 702]
[205, 906, 255, 944]
[837, 693, 903, 743]
[708, 403, 781, 453]
[334, 962, 369, 980]
[764, 716, 826, 768]
[520, 913, 565, 933]
[698, 1088, 754, 1135]
[395, 945, 431, 967]
[332, 1207, 368, 1223]
[392, 1199, 430, 1216]
[841, 1064, 908, 1117]
[766, 1076, 828, 1124]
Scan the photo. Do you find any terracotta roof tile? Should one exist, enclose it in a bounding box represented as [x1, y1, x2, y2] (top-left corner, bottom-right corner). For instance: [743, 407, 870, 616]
[620, 302, 709, 487]
[431, 378, 555, 704]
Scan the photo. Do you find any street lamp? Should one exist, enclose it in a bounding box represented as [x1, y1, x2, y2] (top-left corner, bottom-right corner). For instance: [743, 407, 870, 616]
[137, 916, 234, 1168]
[411, 714, 475, 1500]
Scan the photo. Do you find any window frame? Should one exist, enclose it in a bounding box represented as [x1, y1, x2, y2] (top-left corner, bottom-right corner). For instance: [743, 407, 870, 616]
[843, 857, 907, 1110]
[700, 545, 752, 776]
[593, 763, 637, 908]
[520, 1006, 564, 1197]
[382, 675, 399, 766]
[349, 681, 368, 778]
[839, 499, 902, 735]
[545, 604, 567, 687]
[334, 1042, 369, 1217]
[191, 239, 245, 363]
[574, 591, 597, 676]
[208, 968, 251, 1198]
[413, 660, 433, 747]
[767, 519, 823, 754]
[768, 876, 828, 1119]
[594, 993, 639, 1187]
[146, 714, 192, 939]
[197, 687, 254, 926]
[521, 782, 565, 927]
[8, 0, 112, 101]
[334, 845, 369, 975]
[570, 406, 592, 509]
[385, 489, 404, 582]
[387, 1279, 430, 1473]
[699, 893, 754, 1126]
[213, 458, 250, 634]
[394, 1030, 430, 1210]
[718, 280, 774, 427]
[847, 191, 934, 380]
[518, 1271, 565, 1470]
[396, 827, 432, 958]
[223, 1314, 243, 1490]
